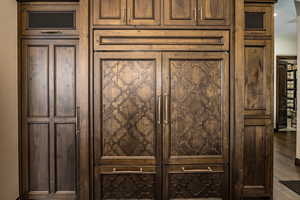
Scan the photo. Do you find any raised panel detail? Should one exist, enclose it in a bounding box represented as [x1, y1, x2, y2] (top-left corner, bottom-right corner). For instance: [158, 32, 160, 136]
[55, 123, 76, 192]
[27, 45, 49, 117]
[94, 52, 161, 165]
[198, 0, 229, 25]
[28, 123, 49, 192]
[128, 0, 160, 25]
[163, 52, 229, 165]
[164, 0, 197, 25]
[93, 0, 126, 25]
[54, 45, 76, 117]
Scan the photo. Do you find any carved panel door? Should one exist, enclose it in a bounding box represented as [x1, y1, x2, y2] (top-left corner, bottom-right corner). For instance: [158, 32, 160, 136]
[93, 0, 127, 25]
[162, 52, 229, 199]
[198, 0, 230, 25]
[164, 0, 197, 25]
[93, 52, 162, 199]
[21, 40, 78, 199]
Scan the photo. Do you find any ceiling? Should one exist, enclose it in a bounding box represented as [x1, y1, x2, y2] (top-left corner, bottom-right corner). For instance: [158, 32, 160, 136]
[275, 0, 297, 38]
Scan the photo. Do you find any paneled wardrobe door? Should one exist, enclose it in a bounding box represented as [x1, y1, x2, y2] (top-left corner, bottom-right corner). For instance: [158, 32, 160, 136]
[127, 0, 161, 25]
[198, 0, 230, 25]
[162, 52, 229, 199]
[164, 0, 197, 25]
[93, 52, 162, 199]
[21, 40, 79, 200]
[93, 0, 127, 25]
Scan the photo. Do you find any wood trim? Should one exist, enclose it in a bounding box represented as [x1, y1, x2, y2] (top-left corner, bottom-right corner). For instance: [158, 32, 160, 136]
[231, 0, 245, 199]
[78, 0, 89, 199]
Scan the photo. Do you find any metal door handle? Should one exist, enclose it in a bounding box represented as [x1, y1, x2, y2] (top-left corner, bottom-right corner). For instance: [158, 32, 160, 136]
[112, 168, 144, 173]
[40, 31, 62, 34]
[194, 8, 198, 21]
[181, 167, 213, 173]
[157, 95, 161, 124]
[76, 106, 80, 134]
[164, 94, 169, 124]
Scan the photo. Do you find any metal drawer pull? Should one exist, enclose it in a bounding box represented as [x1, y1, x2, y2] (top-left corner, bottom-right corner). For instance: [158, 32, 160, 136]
[112, 168, 144, 173]
[40, 31, 63, 34]
[181, 167, 213, 173]
[157, 95, 161, 124]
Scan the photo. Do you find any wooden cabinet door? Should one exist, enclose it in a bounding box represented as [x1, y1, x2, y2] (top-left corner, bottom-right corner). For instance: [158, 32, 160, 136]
[127, 0, 161, 25]
[243, 39, 273, 197]
[93, 52, 162, 166]
[164, 0, 197, 25]
[93, 0, 127, 25]
[162, 52, 229, 165]
[21, 40, 78, 199]
[162, 52, 229, 199]
[198, 0, 230, 25]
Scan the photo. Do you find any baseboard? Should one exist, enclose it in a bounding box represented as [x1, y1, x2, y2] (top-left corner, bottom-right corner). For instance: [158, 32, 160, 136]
[295, 158, 300, 166]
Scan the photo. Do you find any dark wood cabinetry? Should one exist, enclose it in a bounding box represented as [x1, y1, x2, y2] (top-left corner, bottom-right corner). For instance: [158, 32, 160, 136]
[21, 39, 79, 199]
[17, 0, 276, 200]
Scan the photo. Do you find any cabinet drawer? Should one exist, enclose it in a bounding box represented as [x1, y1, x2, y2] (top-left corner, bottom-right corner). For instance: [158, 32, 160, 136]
[21, 3, 79, 36]
[165, 165, 226, 199]
[94, 166, 161, 199]
[94, 30, 229, 51]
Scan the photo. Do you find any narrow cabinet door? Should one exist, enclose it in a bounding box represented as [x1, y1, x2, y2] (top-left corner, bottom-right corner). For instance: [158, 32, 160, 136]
[21, 40, 78, 200]
[93, 52, 162, 166]
[93, 0, 127, 25]
[164, 0, 197, 25]
[127, 0, 161, 25]
[162, 52, 229, 165]
[198, 0, 230, 25]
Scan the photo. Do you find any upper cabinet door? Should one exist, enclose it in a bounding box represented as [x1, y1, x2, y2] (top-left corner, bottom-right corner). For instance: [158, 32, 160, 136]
[198, 0, 230, 25]
[93, 0, 127, 25]
[164, 0, 197, 25]
[127, 0, 161, 25]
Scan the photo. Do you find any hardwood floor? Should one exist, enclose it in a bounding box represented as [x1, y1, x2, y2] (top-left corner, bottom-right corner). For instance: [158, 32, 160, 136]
[274, 131, 300, 199]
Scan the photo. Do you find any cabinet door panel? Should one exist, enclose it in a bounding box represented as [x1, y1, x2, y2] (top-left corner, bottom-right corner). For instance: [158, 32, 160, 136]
[198, 0, 230, 25]
[93, 0, 126, 25]
[94, 52, 162, 165]
[128, 0, 160, 25]
[94, 166, 161, 199]
[164, 0, 197, 25]
[21, 40, 78, 200]
[163, 52, 229, 165]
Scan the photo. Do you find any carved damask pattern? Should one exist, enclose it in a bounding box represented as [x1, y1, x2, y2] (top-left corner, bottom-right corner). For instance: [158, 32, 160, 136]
[170, 60, 222, 156]
[168, 173, 224, 198]
[102, 60, 156, 156]
[102, 174, 155, 199]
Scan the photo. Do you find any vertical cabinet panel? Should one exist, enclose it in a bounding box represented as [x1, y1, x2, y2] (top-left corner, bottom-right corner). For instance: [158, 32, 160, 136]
[54, 45, 76, 117]
[128, 0, 161, 25]
[27, 46, 49, 118]
[164, 0, 197, 25]
[163, 52, 229, 165]
[93, 52, 162, 165]
[28, 123, 50, 192]
[198, 0, 229, 25]
[93, 0, 126, 25]
[55, 123, 77, 192]
[22, 40, 78, 199]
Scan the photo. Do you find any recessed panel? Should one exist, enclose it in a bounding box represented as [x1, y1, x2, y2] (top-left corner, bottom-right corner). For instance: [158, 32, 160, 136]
[27, 46, 49, 117]
[134, 0, 154, 19]
[100, 0, 121, 18]
[245, 12, 264, 30]
[55, 123, 76, 192]
[28, 123, 49, 192]
[171, 0, 192, 19]
[54, 45, 76, 117]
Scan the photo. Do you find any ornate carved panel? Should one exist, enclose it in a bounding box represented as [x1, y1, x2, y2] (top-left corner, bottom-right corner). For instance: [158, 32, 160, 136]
[163, 52, 229, 165]
[94, 52, 162, 165]
[168, 172, 224, 198]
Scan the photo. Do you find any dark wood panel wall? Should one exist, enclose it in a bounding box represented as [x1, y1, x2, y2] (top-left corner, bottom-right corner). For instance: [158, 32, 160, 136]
[16, 0, 274, 200]
[243, 0, 276, 199]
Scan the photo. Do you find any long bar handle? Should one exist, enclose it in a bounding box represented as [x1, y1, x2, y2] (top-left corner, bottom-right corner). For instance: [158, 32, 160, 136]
[112, 168, 143, 173]
[157, 95, 161, 124]
[182, 167, 213, 173]
[194, 8, 198, 21]
[76, 106, 80, 134]
[164, 94, 169, 124]
[40, 31, 62, 34]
